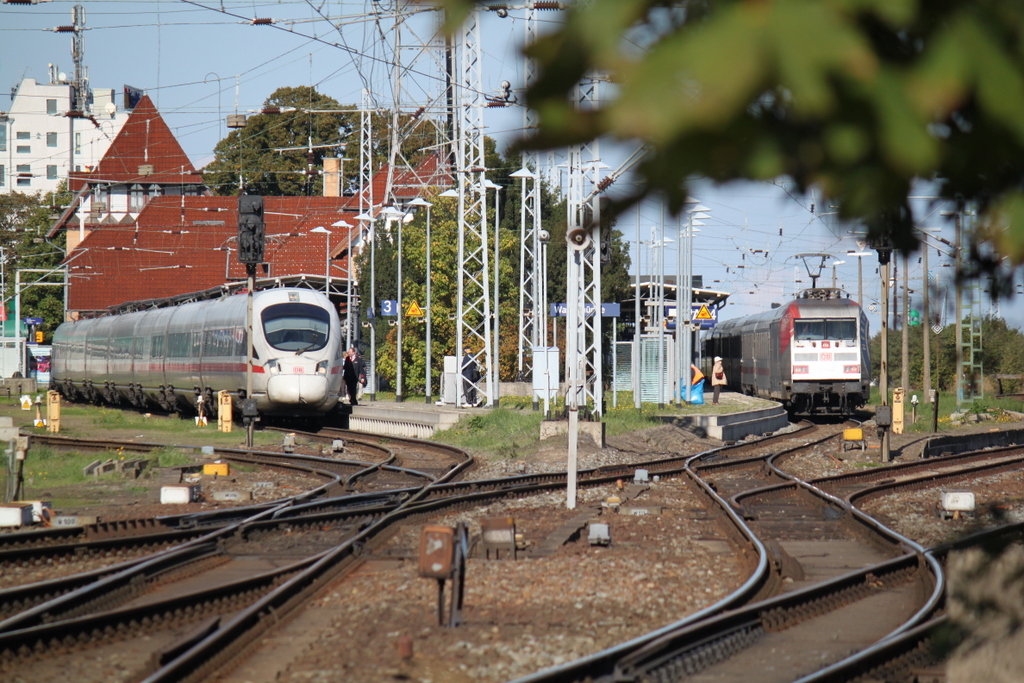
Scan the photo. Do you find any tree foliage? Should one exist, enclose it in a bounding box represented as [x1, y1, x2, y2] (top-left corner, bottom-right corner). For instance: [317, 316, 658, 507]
[202, 85, 439, 197]
[441, 0, 1024, 288]
[870, 316, 1024, 395]
[0, 186, 70, 341]
[202, 86, 355, 196]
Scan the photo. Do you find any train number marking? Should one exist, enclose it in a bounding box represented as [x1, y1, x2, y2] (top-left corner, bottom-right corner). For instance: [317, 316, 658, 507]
[820, 353, 833, 361]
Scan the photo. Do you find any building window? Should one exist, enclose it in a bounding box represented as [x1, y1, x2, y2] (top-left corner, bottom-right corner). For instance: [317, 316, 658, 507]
[17, 178, 30, 187]
[0, 165, 4, 187]
[17, 146, 30, 154]
[0, 127, 5, 152]
[16, 164, 30, 173]
[16, 132, 29, 140]
[130, 184, 145, 211]
[47, 165, 58, 180]
[46, 132, 58, 147]
[47, 99, 58, 115]
[75, 132, 82, 155]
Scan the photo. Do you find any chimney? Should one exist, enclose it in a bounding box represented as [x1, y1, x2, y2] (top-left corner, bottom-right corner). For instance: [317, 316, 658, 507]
[323, 157, 340, 197]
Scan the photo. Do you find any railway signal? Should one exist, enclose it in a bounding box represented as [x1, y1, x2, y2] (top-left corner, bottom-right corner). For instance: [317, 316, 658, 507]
[237, 194, 265, 265]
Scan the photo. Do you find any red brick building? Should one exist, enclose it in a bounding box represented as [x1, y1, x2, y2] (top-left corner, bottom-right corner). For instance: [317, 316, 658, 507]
[48, 96, 447, 318]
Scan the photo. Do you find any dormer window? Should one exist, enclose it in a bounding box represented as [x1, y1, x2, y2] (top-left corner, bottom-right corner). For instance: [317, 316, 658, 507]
[130, 184, 145, 211]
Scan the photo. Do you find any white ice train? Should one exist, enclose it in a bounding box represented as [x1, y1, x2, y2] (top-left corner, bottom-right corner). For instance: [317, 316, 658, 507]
[51, 288, 344, 420]
[702, 288, 871, 415]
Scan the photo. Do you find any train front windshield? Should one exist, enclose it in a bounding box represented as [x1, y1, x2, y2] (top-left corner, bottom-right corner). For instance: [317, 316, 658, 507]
[261, 303, 331, 352]
[794, 318, 857, 341]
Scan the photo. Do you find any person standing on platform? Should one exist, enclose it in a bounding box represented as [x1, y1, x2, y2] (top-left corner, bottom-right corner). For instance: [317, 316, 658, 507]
[711, 356, 727, 405]
[343, 347, 365, 406]
[461, 347, 479, 407]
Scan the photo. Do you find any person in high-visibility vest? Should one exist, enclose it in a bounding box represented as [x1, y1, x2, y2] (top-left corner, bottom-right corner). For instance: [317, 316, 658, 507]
[690, 364, 705, 385]
[689, 364, 706, 404]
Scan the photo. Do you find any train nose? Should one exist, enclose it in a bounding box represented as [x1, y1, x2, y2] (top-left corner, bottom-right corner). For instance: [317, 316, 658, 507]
[266, 374, 329, 406]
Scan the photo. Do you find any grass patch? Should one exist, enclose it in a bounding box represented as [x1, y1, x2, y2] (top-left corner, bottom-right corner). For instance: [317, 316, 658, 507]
[868, 388, 1024, 433]
[432, 391, 767, 457]
[432, 407, 546, 460]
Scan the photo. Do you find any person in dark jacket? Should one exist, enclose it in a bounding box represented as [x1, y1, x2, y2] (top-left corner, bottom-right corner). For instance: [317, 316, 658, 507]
[461, 347, 479, 407]
[342, 347, 365, 406]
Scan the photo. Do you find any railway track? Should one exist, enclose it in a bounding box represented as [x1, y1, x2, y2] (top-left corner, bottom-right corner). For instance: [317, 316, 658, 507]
[509, 427, 1024, 683]
[2, 422, 1023, 682]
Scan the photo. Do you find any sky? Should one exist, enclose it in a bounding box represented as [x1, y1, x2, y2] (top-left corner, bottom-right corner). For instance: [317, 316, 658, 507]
[3, 0, 1022, 334]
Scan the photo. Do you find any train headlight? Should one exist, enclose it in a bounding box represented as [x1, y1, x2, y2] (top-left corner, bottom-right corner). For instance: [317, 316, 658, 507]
[793, 365, 809, 375]
[316, 360, 329, 375]
[266, 359, 281, 375]
[844, 365, 860, 374]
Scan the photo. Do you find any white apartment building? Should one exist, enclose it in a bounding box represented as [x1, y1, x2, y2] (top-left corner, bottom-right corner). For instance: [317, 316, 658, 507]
[0, 67, 127, 196]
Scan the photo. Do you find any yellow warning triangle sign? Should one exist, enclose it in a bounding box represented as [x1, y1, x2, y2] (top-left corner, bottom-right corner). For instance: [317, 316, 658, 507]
[405, 301, 425, 317]
[694, 304, 714, 321]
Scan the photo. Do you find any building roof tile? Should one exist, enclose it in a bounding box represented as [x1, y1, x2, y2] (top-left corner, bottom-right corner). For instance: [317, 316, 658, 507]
[66, 195, 361, 313]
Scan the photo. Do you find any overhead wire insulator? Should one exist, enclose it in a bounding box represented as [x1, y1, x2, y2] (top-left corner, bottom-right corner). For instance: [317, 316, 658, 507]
[53, 25, 77, 32]
[251, 17, 275, 25]
[533, 1, 562, 10]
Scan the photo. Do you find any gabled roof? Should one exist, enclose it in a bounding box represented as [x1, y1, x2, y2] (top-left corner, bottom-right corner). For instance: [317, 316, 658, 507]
[69, 94, 204, 190]
[66, 196, 361, 313]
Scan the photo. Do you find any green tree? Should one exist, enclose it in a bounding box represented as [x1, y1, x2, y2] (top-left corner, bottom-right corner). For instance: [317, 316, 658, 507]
[870, 315, 1024, 394]
[0, 186, 70, 341]
[202, 85, 439, 197]
[441, 0, 1024, 283]
[202, 86, 354, 196]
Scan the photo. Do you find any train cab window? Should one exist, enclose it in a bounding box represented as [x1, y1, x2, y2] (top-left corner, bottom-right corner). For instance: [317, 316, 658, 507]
[261, 303, 330, 352]
[826, 319, 857, 340]
[794, 320, 826, 340]
[795, 318, 857, 341]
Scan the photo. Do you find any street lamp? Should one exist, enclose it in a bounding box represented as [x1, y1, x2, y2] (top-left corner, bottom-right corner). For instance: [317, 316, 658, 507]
[309, 226, 331, 295]
[682, 201, 709, 402]
[407, 197, 434, 403]
[482, 179, 503, 406]
[829, 260, 846, 289]
[332, 219, 353, 349]
[509, 167, 537, 386]
[355, 211, 376, 400]
[438, 189, 459, 403]
[381, 205, 407, 402]
[845, 249, 874, 306]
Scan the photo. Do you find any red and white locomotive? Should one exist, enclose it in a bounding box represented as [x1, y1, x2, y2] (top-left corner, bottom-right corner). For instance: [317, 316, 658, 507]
[703, 288, 870, 415]
[51, 287, 344, 420]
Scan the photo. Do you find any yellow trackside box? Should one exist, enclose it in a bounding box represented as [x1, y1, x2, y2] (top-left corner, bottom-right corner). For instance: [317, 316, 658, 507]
[203, 462, 230, 477]
[843, 428, 864, 442]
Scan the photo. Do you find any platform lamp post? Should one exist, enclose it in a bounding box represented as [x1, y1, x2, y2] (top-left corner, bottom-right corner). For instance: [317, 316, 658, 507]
[332, 219, 353, 349]
[482, 179, 503, 406]
[509, 168, 536, 390]
[381, 206, 408, 402]
[309, 226, 331, 295]
[683, 202, 710, 403]
[845, 249, 873, 309]
[355, 211, 377, 400]
[407, 197, 434, 403]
